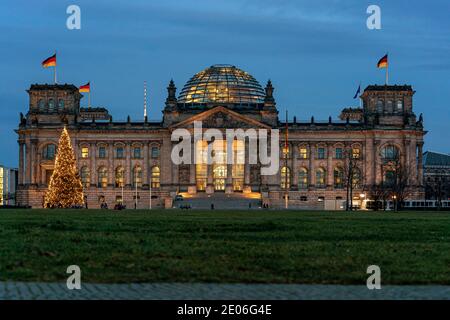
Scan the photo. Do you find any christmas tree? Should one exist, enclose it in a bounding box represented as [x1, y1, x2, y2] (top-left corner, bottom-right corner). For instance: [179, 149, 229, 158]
[44, 127, 84, 208]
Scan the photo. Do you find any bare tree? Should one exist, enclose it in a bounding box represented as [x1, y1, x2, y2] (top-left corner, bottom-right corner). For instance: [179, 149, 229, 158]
[343, 147, 361, 211]
[381, 153, 416, 211]
[426, 174, 448, 210]
[366, 183, 390, 211]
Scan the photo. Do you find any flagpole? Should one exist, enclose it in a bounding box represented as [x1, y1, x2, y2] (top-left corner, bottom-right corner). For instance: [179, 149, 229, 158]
[88, 81, 91, 109]
[385, 52, 389, 85]
[54, 50, 57, 84]
[386, 64, 389, 85]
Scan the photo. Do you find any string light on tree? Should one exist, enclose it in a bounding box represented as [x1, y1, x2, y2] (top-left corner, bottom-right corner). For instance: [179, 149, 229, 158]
[44, 127, 84, 208]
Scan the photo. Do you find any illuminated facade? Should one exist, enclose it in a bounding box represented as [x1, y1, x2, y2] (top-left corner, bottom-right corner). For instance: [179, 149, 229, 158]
[16, 65, 425, 209]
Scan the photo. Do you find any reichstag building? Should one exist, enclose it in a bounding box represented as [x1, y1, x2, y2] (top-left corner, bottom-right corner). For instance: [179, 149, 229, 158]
[16, 65, 425, 209]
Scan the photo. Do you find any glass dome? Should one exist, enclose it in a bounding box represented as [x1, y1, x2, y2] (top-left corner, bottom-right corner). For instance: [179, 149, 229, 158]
[178, 64, 265, 104]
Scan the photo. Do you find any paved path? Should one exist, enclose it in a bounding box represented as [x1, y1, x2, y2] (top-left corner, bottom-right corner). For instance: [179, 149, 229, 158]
[1, 282, 450, 300]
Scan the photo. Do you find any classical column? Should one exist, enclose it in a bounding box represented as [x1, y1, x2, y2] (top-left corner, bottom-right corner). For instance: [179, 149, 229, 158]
[225, 163, 233, 193]
[374, 141, 382, 185]
[188, 139, 196, 194]
[243, 141, 251, 193]
[143, 143, 149, 186]
[172, 160, 179, 185]
[365, 138, 374, 186]
[108, 142, 114, 186]
[206, 162, 214, 194]
[126, 143, 131, 186]
[25, 140, 31, 185]
[292, 142, 299, 189]
[417, 142, 424, 186]
[30, 140, 37, 185]
[308, 143, 315, 188]
[36, 145, 41, 185]
[327, 143, 333, 189]
[91, 143, 96, 187]
[18, 141, 24, 185]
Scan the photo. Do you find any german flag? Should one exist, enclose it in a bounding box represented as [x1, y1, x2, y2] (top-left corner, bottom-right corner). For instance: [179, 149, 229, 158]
[79, 82, 90, 93]
[42, 54, 56, 68]
[377, 54, 388, 69]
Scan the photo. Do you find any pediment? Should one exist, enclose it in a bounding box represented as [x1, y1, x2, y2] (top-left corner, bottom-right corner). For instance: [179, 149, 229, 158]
[169, 106, 271, 130]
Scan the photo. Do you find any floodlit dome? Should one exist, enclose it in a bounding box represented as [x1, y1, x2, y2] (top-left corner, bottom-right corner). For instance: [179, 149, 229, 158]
[178, 64, 265, 104]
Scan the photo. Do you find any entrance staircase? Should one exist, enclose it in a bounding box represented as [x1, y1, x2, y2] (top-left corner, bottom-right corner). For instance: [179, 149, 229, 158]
[174, 192, 262, 210]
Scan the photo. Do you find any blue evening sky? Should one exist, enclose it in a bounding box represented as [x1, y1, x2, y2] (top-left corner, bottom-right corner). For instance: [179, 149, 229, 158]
[0, 0, 449, 167]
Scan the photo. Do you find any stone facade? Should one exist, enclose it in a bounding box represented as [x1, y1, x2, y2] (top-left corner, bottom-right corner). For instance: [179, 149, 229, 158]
[16, 65, 426, 209]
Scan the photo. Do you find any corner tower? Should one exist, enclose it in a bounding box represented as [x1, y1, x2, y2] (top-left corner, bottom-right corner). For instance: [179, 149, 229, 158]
[360, 85, 418, 127]
[25, 84, 82, 125]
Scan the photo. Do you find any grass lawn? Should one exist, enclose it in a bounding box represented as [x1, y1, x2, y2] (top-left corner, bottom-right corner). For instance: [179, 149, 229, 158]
[0, 209, 450, 284]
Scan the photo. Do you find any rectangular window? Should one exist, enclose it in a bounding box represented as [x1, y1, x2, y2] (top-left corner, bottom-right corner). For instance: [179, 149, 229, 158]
[151, 147, 160, 158]
[133, 147, 141, 159]
[317, 147, 326, 159]
[352, 148, 360, 159]
[81, 147, 89, 158]
[116, 147, 124, 159]
[282, 145, 290, 158]
[99, 147, 106, 158]
[299, 148, 308, 159]
[335, 148, 343, 159]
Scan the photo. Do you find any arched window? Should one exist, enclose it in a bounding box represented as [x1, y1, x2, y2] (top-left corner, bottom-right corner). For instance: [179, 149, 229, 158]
[299, 147, 308, 159]
[298, 168, 308, 189]
[80, 167, 90, 188]
[352, 147, 361, 159]
[396, 100, 403, 112]
[97, 167, 108, 188]
[376, 99, 384, 112]
[48, 99, 55, 112]
[316, 168, 326, 188]
[133, 166, 142, 187]
[42, 144, 56, 160]
[386, 100, 393, 113]
[352, 168, 362, 189]
[151, 166, 160, 188]
[115, 167, 125, 188]
[38, 99, 45, 111]
[334, 167, 344, 189]
[280, 166, 291, 189]
[116, 146, 124, 159]
[98, 146, 106, 158]
[57, 99, 64, 111]
[381, 145, 399, 160]
[317, 147, 326, 159]
[133, 147, 141, 159]
[81, 146, 89, 158]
